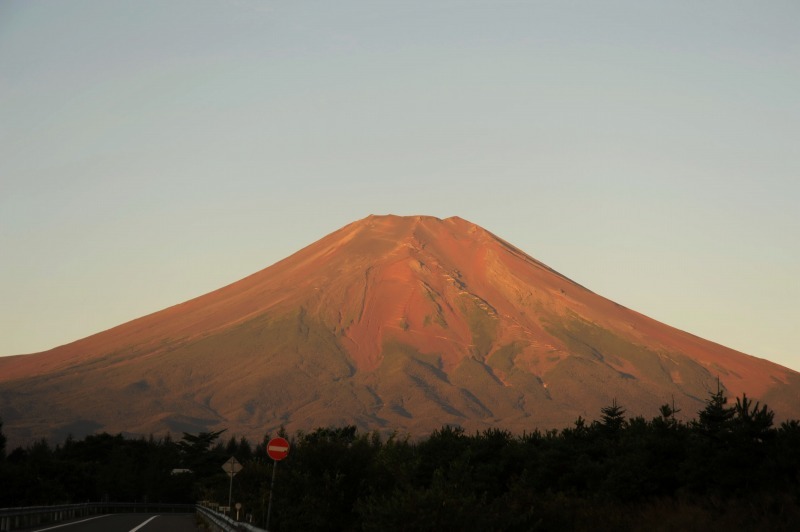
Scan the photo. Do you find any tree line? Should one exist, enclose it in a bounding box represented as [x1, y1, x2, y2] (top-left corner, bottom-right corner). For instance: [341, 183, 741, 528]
[2, 389, 800, 530]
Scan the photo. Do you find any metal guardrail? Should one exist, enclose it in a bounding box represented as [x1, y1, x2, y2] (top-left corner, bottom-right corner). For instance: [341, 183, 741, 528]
[0, 502, 195, 531]
[0, 503, 94, 531]
[195, 505, 267, 532]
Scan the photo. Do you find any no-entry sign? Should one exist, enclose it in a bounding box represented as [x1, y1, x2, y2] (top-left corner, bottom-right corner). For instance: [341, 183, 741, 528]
[265, 437, 289, 530]
[267, 437, 290, 461]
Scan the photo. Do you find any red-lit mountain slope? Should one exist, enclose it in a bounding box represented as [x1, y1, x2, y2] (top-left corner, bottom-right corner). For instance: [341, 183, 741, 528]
[1, 215, 798, 445]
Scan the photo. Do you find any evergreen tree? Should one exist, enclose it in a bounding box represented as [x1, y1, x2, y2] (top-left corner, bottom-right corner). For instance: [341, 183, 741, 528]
[599, 399, 627, 437]
[695, 383, 735, 437]
[177, 429, 227, 473]
[657, 397, 681, 427]
[732, 393, 774, 442]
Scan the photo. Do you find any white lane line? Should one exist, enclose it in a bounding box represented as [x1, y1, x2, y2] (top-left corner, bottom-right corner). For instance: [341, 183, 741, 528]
[33, 514, 110, 531]
[129, 515, 159, 532]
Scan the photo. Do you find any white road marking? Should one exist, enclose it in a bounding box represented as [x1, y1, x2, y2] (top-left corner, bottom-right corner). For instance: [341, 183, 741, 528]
[33, 515, 110, 531]
[129, 515, 159, 532]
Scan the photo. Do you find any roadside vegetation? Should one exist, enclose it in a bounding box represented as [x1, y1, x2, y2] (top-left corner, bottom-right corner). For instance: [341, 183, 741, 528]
[2, 389, 799, 530]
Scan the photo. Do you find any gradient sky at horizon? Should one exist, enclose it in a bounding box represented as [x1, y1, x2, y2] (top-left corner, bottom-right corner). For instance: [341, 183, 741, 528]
[1, 1, 798, 371]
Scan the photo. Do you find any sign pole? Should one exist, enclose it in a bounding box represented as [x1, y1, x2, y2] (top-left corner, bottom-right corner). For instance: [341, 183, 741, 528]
[266, 461, 277, 531]
[228, 470, 234, 516]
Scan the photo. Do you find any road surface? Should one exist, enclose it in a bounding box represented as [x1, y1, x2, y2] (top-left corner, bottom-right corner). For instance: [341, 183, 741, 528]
[31, 513, 197, 532]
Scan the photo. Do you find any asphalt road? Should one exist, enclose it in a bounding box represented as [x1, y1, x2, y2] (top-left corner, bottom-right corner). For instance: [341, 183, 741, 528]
[31, 513, 198, 532]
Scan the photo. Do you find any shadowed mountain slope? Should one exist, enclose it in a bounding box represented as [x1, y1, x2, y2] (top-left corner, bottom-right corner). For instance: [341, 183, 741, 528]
[1, 214, 798, 445]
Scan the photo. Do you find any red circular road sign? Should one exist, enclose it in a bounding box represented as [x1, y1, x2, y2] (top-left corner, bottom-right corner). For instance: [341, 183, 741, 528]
[267, 437, 290, 461]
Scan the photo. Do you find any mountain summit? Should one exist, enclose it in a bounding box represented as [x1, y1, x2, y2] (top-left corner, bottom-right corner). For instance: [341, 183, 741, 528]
[2, 214, 798, 444]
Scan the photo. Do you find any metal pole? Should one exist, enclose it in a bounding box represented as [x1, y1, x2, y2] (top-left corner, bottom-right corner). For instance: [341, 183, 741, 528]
[227, 466, 233, 516]
[266, 461, 277, 531]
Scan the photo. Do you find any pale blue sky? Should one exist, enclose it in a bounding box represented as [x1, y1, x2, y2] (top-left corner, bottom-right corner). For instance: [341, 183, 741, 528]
[1, 1, 798, 371]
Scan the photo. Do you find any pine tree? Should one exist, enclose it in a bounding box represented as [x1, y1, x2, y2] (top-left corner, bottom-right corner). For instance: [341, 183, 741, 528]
[733, 393, 774, 442]
[695, 381, 735, 437]
[599, 399, 627, 435]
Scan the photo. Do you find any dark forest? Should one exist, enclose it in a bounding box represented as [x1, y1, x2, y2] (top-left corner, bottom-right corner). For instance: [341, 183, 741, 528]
[2, 390, 799, 531]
